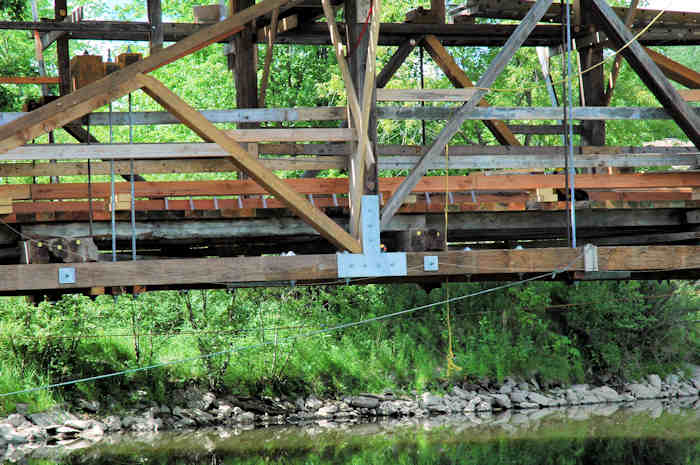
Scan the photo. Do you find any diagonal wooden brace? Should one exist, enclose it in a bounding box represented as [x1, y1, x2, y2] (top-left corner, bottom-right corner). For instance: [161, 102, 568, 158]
[380, 0, 554, 228]
[0, 0, 295, 154]
[136, 74, 361, 253]
[590, 0, 700, 150]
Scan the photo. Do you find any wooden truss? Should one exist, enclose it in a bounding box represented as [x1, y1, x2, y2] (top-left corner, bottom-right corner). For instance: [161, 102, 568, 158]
[0, 0, 362, 253]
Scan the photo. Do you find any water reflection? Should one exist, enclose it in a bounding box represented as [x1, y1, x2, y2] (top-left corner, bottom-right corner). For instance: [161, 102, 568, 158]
[20, 398, 700, 465]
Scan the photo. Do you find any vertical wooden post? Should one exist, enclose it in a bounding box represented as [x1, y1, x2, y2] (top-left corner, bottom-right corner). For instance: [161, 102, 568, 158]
[55, 0, 71, 97]
[578, 0, 605, 148]
[147, 0, 164, 54]
[229, 0, 259, 183]
[346, 0, 378, 237]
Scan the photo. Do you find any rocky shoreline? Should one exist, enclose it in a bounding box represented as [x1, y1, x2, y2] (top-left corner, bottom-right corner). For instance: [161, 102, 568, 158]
[2, 369, 699, 461]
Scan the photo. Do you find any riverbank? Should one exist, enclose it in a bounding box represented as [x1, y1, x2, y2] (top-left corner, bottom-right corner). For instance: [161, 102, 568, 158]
[2, 368, 699, 461]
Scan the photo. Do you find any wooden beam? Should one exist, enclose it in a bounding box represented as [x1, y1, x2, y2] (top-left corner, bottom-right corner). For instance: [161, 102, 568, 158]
[0, 0, 295, 154]
[604, 0, 640, 105]
[422, 35, 520, 146]
[0, 246, 697, 292]
[136, 73, 361, 253]
[0, 77, 60, 84]
[147, 0, 164, 53]
[376, 38, 419, 89]
[645, 47, 700, 89]
[7, 172, 700, 201]
[590, 0, 700, 150]
[258, 7, 279, 107]
[226, 128, 355, 142]
[376, 88, 478, 101]
[381, 0, 554, 228]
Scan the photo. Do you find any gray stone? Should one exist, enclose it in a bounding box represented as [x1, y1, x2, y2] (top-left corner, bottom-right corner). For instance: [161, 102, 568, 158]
[201, 392, 217, 411]
[236, 412, 255, 424]
[518, 402, 539, 409]
[421, 393, 449, 413]
[190, 408, 215, 425]
[29, 410, 76, 428]
[450, 386, 474, 400]
[14, 404, 29, 415]
[5, 414, 28, 428]
[498, 384, 513, 395]
[627, 383, 659, 400]
[305, 396, 323, 411]
[571, 384, 590, 393]
[591, 386, 621, 403]
[510, 391, 528, 404]
[666, 374, 680, 386]
[580, 393, 601, 405]
[647, 374, 662, 391]
[476, 401, 492, 412]
[76, 399, 100, 413]
[349, 396, 379, 409]
[0, 424, 29, 445]
[490, 393, 512, 409]
[527, 392, 558, 407]
[217, 404, 234, 418]
[64, 419, 91, 431]
[565, 389, 580, 405]
[121, 416, 141, 429]
[316, 405, 338, 418]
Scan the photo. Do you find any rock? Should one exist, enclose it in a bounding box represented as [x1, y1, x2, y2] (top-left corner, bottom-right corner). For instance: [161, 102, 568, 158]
[79, 423, 104, 441]
[190, 408, 215, 425]
[14, 404, 29, 415]
[217, 404, 234, 418]
[451, 386, 474, 400]
[490, 393, 512, 409]
[627, 383, 659, 400]
[666, 374, 680, 386]
[571, 384, 590, 392]
[64, 419, 91, 431]
[131, 417, 162, 432]
[305, 396, 323, 411]
[565, 389, 580, 405]
[527, 392, 557, 407]
[580, 393, 601, 405]
[349, 396, 379, 409]
[510, 391, 528, 404]
[76, 399, 100, 413]
[5, 414, 28, 428]
[647, 374, 662, 391]
[316, 405, 338, 418]
[420, 393, 449, 413]
[476, 401, 492, 412]
[29, 410, 76, 428]
[590, 386, 620, 403]
[201, 392, 217, 411]
[518, 402, 539, 409]
[0, 424, 29, 445]
[121, 415, 141, 430]
[236, 412, 255, 424]
[499, 384, 513, 395]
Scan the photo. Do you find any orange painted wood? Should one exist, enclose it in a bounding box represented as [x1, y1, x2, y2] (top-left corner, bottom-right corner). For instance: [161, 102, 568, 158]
[0, 76, 60, 84]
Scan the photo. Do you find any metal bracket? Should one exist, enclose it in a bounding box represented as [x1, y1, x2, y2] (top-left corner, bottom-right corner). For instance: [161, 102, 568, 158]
[424, 255, 439, 271]
[338, 195, 407, 278]
[58, 267, 76, 285]
[584, 244, 599, 272]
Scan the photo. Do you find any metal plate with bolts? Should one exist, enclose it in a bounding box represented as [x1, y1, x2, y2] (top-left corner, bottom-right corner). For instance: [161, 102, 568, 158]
[424, 256, 439, 271]
[338, 252, 408, 278]
[58, 267, 76, 285]
[337, 195, 407, 279]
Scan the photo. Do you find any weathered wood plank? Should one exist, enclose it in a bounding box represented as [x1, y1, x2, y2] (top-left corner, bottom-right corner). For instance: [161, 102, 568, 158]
[0, 246, 697, 292]
[646, 47, 700, 89]
[591, 0, 700, 149]
[376, 88, 477, 101]
[381, 0, 554, 228]
[6, 172, 700, 201]
[226, 128, 356, 142]
[137, 73, 361, 253]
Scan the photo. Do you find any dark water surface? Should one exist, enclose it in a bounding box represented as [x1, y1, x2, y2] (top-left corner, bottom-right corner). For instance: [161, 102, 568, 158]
[24, 400, 700, 464]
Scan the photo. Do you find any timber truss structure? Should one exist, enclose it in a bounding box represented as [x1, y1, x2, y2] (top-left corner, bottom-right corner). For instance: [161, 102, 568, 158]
[0, 0, 699, 296]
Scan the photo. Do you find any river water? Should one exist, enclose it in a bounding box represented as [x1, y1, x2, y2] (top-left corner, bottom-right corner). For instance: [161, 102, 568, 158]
[22, 399, 700, 464]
